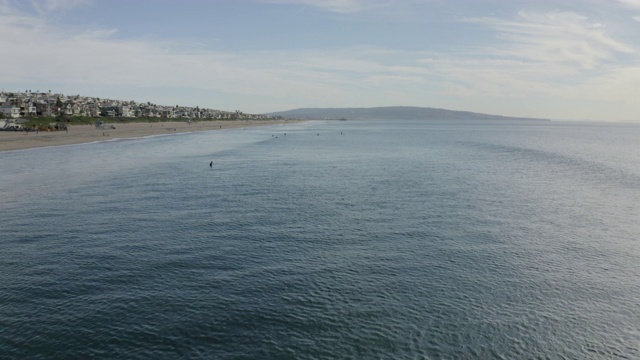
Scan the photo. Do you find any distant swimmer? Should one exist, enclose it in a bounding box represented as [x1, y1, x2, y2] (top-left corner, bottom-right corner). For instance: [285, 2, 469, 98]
[209, 161, 213, 167]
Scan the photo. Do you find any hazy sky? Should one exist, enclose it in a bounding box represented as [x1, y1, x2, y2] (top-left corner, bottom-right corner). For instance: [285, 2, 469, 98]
[2, 0, 640, 120]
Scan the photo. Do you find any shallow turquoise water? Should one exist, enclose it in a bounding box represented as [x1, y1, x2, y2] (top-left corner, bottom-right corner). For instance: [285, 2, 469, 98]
[1, 120, 639, 358]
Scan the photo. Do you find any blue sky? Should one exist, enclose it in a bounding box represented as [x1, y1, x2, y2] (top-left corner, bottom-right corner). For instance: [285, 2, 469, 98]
[2, 0, 640, 120]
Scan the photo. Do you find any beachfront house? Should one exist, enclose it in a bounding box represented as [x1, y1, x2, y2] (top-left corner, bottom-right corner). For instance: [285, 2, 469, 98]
[35, 101, 55, 117]
[100, 105, 119, 117]
[119, 105, 133, 117]
[20, 103, 37, 116]
[160, 108, 176, 118]
[86, 103, 101, 117]
[0, 105, 21, 118]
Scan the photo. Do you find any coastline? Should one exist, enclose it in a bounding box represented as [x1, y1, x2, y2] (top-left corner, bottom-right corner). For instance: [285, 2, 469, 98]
[0, 119, 300, 152]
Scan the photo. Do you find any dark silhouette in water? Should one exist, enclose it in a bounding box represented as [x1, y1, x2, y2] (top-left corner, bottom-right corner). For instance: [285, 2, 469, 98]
[209, 161, 213, 167]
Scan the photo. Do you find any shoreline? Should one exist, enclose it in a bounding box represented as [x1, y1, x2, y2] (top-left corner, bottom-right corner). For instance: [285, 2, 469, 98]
[0, 119, 300, 152]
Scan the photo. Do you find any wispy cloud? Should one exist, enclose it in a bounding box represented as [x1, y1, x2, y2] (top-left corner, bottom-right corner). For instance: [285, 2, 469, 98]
[413, 10, 640, 119]
[464, 11, 636, 69]
[0, 5, 373, 109]
[261, 0, 388, 13]
[615, 0, 640, 9]
[29, 0, 93, 15]
[1, 1, 640, 120]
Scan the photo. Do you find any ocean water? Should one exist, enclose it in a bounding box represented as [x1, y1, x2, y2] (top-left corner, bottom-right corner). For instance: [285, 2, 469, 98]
[1, 119, 639, 359]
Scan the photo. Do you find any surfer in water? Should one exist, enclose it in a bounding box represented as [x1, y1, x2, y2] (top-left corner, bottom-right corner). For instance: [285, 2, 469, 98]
[209, 161, 213, 167]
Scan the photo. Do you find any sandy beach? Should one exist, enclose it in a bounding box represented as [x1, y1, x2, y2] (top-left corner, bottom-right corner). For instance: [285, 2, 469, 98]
[0, 119, 300, 151]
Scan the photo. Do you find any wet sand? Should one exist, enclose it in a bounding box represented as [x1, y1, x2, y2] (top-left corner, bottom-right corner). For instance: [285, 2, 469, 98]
[0, 119, 299, 151]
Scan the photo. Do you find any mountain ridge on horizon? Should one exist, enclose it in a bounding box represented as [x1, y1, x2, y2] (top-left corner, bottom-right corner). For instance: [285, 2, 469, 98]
[268, 106, 550, 121]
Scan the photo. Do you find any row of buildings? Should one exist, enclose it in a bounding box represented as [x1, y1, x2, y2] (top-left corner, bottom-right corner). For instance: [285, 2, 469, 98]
[0, 91, 277, 120]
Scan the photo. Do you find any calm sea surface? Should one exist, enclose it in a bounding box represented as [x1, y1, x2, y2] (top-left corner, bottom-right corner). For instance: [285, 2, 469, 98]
[1, 120, 639, 359]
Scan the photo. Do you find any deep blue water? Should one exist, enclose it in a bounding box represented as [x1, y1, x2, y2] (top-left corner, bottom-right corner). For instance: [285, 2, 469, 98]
[1, 120, 639, 359]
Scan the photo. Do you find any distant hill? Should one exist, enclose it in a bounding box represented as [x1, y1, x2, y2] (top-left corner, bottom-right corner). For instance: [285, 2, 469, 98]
[268, 106, 549, 121]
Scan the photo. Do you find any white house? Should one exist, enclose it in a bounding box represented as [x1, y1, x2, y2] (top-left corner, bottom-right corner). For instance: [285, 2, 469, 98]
[119, 105, 133, 117]
[23, 104, 37, 116]
[0, 105, 21, 118]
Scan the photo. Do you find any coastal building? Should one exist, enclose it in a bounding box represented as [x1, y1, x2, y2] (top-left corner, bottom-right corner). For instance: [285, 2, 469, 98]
[0, 105, 21, 118]
[21, 103, 37, 116]
[160, 108, 175, 118]
[1, 90, 275, 121]
[101, 106, 118, 117]
[86, 104, 101, 117]
[118, 105, 132, 117]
